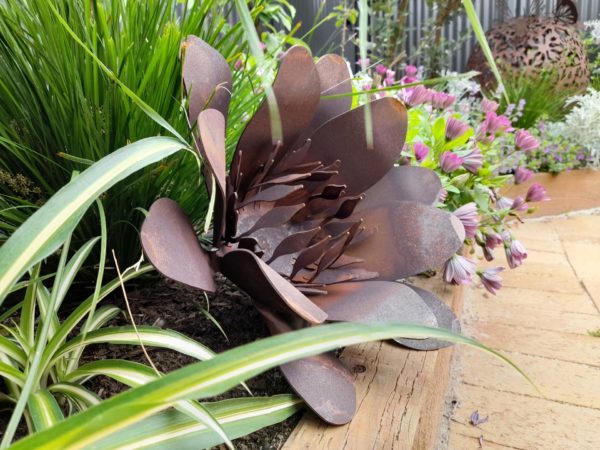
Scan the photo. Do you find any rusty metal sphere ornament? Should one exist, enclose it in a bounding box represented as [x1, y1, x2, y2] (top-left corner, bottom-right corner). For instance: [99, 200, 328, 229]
[467, 12, 589, 93]
[140, 36, 465, 425]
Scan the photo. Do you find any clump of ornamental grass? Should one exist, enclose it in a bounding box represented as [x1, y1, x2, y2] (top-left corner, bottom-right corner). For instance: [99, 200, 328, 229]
[0, 0, 279, 266]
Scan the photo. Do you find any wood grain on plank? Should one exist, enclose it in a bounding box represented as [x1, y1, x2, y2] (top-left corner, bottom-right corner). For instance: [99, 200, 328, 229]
[283, 280, 463, 450]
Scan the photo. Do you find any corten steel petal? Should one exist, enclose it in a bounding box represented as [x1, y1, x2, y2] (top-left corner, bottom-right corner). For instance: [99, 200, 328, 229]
[183, 36, 232, 124]
[344, 201, 465, 281]
[141, 198, 216, 292]
[219, 248, 327, 324]
[299, 53, 354, 140]
[311, 281, 437, 330]
[258, 307, 356, 425]
[196, 109, 228, 244]
[141, 36, 468, 426]
[231, 45, 321, 195]
[356, 166, 442, 212]
[395, 285, 461, 350]
[303, 98, 408, 196]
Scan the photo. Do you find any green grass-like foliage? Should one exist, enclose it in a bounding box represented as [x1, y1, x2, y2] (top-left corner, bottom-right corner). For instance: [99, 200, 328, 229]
[0, 0, 264, 264]
[498, 71, 577, 129]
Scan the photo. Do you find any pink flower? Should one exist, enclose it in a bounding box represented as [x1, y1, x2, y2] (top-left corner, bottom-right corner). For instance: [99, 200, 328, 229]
[443, 254, 477, 285]
[375, 64, 387, 75]
[431, 91, 456, 109]
[484, 111, 512, 135]
[475, 122, 494, 144]
[496, 196, 513, 210]
[413, 142, 429, 162]
[357, 57, 370, 70]
[234, 59, 244, 71]
[440, 151, 463, 173]
[445, 117, 469, 140]
[515, 129, 540, 152]
[437, 188, 448, 203]
[526, 183, 549, 202]
[453, 203, 479, 239]
[403, 85, 432, 106]
[463, 147, 484, 174]
[514, 166, 533, 184]
[405, 65, 418, 77]
[480, 98, 499, 113]
[511, 196, 529, 212]
[485, 231, 503, 250]
[505, 238, 527, 269]
[385, 69, 396, 84]
[259, 42, 266, 50]
[478, 267, 504, 295]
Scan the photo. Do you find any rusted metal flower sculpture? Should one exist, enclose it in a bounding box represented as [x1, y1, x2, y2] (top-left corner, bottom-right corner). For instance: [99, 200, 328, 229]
[141, 36, 465, 425]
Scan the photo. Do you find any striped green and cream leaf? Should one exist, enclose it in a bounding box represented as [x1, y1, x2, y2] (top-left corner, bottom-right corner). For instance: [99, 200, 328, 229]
[0, 137, 188, 304]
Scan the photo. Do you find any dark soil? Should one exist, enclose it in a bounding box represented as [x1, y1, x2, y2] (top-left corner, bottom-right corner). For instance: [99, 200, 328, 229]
[0, 277, 301, 449]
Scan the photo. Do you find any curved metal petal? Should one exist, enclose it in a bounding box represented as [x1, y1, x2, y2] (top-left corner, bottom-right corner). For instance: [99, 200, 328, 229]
[183, 36, 232, 124]
[141, 198, 216, 292]
[232, 46, 321, 195]
[356, 166, 443, 213]
[304, 53, 353, 136]
[219, 249, 327, 324]
[258, 307, 356, 425]
[303, 98, 408, 196]
[311, 281, 437, 328]
[345, 201, 465, 280]
[197, 109, 227, 243]
[395, 285, 461, 350]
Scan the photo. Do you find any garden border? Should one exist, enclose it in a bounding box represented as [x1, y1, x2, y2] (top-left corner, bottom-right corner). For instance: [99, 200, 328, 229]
[282, 278, 464, 450]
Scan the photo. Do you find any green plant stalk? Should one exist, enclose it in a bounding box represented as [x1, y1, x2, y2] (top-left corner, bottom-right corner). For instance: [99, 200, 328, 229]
[358, 0, 374, 149]
[234, 0, 283, 144]
[461, 0, 508, 103]
[9, 322, 534, 450]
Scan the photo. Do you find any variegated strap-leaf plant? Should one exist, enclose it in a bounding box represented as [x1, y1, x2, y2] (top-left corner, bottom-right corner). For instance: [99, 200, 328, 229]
[141, 37, 466, 424]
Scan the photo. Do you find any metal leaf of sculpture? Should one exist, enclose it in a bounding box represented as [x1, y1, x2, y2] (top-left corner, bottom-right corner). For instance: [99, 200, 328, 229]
[467, 1, 589, 94]
[141, 36, 465, 424]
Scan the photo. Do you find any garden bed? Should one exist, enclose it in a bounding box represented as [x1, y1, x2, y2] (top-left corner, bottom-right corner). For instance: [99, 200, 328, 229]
[502, 168, 600, 217]
[78, 275, 462, 449]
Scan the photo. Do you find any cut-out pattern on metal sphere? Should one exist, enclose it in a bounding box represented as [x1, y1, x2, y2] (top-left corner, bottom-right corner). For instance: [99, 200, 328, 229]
[467, 2, 589, 94]
[140, 36, 465, 425]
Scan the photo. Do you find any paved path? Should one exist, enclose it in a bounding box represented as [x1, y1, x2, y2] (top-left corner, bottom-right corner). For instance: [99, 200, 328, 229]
[445, 212, 600, 449]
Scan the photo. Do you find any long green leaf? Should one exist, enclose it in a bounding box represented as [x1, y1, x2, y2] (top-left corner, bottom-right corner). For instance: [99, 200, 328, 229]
[0, 335, 26, 367]
[0, 361, 24, 386]
[94, 395, 302, 450]
[19, 264, 40, 350]
[27, 391, 64, 433]
[461, 0, 508, 102]
[9, 322, 533, 450]
[54, 237, 100, 311]
[41, 266, 153, 374]
[0, 137, 188, 304]
[51, 326, 215, 368]
[48, 383, 101, 410]
[64, 359, 233, 449]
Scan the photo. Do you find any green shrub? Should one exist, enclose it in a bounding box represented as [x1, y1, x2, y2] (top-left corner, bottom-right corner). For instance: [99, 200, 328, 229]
[0, 0, 272, 265]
